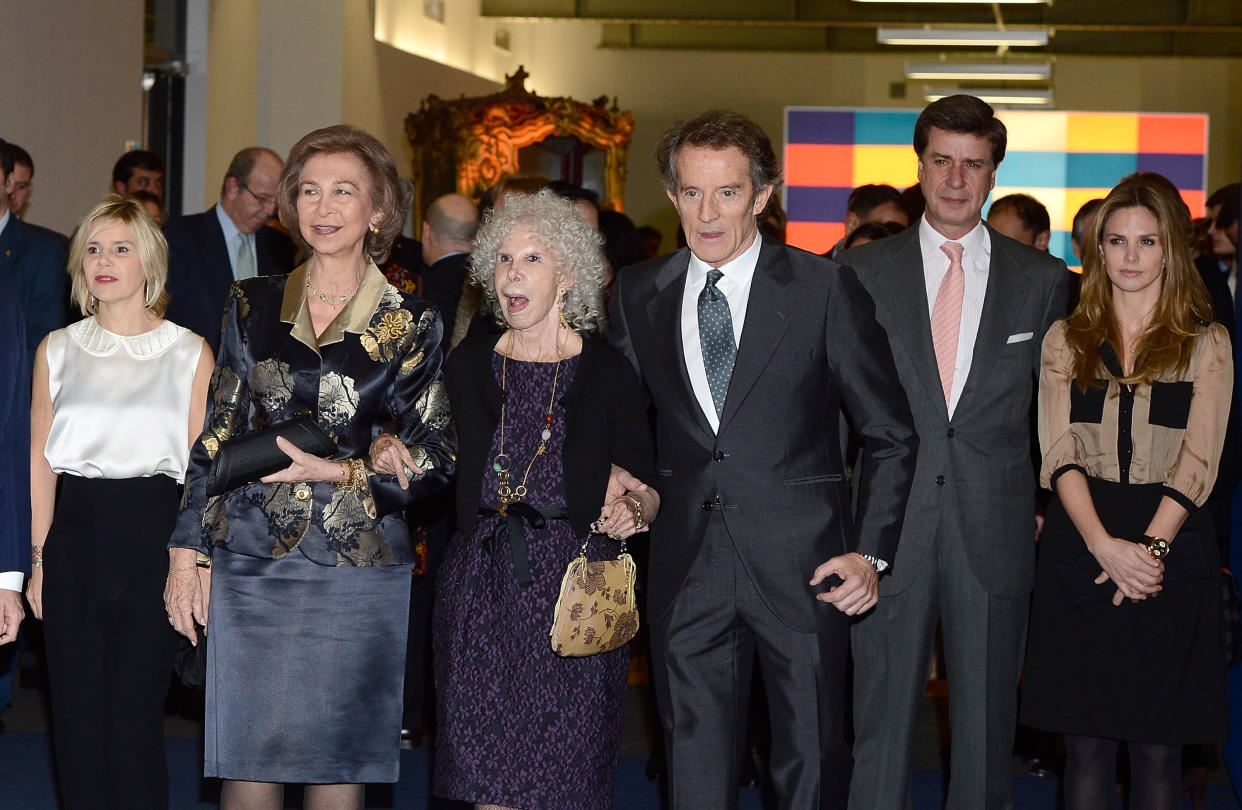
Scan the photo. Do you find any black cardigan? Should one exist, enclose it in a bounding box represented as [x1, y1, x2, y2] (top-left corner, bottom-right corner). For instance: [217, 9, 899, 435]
[443, 333, 657, 538]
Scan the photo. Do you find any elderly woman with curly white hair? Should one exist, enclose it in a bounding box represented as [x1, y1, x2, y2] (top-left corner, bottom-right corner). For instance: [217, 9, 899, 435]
[427, 189, 660, 809]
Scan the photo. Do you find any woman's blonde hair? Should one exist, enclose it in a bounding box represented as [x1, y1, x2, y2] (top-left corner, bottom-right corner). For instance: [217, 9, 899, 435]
[67, 194, 169, 317]
[1065, 175, 1213, 389]
[470, 189, 606, 332]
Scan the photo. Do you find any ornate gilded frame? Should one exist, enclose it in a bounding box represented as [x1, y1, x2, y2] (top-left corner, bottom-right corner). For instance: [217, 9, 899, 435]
[405, 67, 635, 227]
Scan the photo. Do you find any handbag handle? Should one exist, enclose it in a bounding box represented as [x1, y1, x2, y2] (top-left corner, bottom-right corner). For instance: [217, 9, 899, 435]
[583, 523, 627, 557]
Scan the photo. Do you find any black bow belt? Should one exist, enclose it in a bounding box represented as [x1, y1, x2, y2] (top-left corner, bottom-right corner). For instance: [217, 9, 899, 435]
[479, 504, 570, 587]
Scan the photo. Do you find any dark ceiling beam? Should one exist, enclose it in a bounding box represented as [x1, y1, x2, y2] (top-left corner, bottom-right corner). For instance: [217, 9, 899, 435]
[480, 0, 1242, 29]
[481, 0, 1242, 56]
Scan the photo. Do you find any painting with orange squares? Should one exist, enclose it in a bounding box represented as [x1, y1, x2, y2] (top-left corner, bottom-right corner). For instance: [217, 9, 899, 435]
[784, 108, 1208, 265]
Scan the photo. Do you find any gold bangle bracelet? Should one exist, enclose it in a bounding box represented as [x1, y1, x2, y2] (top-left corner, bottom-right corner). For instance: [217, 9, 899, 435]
[167, 565, 196, 576]
[621, 494, 643, 530]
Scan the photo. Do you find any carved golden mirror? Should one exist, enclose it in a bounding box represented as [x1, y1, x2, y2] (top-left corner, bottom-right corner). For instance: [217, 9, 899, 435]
[405, 67, 635, 228]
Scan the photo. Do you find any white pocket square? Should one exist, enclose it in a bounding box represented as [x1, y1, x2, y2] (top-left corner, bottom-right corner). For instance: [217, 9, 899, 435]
[1006, 332, 1034, 344]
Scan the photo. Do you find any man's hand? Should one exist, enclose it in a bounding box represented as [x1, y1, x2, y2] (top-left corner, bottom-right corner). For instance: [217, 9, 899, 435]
[810, 552, 879, 616]
[605, 464, 648, 503]
[0, 589, 25, 644]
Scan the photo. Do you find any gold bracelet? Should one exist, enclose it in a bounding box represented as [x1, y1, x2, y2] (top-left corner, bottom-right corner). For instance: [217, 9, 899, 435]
[621, 494, 643, 531]
[167, 565, 196, 576]
[335, 458, 368, 495]
[31, 545, 43, 570]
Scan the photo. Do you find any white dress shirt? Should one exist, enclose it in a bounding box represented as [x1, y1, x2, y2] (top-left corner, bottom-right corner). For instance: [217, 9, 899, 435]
[215, 204, 253, 280]
[680, 233, 762, 433]
[919, 216, 991, 419]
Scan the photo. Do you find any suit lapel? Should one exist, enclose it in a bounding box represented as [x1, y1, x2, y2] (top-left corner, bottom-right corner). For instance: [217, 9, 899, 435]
[718, 239, 795, 431]
[206, 208, 234, 296]
[956, 229, 1030, 409]
[0, 217, 23, 263]
[881, 229, 943, 408]
[645, 249, 714, 439]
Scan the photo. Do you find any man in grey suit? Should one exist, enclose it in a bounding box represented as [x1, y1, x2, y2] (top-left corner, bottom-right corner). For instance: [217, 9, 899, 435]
[842, 95, 1068, 810]
[610, 110, 918, 809]
[164, 147, 295, 352]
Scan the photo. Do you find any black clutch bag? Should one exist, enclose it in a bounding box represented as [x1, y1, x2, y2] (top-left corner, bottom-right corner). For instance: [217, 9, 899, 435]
[174, 624, 207, 689]
[205, 416, 337, 497]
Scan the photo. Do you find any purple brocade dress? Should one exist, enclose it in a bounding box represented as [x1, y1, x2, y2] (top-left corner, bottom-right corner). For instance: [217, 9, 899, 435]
[433, 354, 629, 810]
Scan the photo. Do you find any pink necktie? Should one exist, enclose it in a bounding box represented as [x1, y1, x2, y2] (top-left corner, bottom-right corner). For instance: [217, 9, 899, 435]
[931, 240, 965, 407]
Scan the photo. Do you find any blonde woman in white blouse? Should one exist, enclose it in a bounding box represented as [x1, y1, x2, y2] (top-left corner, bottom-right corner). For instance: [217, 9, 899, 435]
[27, 195, 213, 810]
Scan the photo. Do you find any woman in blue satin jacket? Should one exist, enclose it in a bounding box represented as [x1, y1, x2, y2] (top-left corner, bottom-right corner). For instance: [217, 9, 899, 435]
[166, 125, 456, 809]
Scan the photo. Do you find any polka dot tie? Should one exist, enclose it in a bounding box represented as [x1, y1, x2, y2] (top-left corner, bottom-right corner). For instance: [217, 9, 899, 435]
[698, 268, 736, 418]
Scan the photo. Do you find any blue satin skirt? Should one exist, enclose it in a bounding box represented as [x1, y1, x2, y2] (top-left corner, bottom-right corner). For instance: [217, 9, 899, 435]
[204, 549, 411, 783]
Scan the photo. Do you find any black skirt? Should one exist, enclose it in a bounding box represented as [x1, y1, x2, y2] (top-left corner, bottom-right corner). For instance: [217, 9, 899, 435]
[1022, 477, 1227, 743]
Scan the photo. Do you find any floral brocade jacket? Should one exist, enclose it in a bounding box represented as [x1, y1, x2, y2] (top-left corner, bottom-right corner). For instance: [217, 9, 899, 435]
[171, 263, 457, 567]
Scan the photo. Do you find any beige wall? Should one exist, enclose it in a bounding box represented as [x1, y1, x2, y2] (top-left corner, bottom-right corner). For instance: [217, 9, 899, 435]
[202, 0, 499, 224]
[345, 1, 501, 196]
[1, 0, 144, 235]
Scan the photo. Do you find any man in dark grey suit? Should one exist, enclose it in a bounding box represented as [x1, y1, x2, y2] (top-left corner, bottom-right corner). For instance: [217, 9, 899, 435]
[842, 95, 1069, 810]
[610, 110, 918, 810]
[164, 147, 295, 351]
[0, 139, 67, 367]
[419, 192, 478, 353]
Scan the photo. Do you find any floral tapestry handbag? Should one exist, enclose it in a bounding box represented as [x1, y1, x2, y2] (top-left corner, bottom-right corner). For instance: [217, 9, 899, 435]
[549, 536, 639, 657]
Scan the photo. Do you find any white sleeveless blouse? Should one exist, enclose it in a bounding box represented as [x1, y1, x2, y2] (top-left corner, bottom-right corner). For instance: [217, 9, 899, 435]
[44, 317, 204, 482]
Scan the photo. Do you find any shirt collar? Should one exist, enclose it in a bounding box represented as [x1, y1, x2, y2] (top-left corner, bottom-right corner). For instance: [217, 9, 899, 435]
[215, 203, 246, 250]
[918, 216, 989, 268]
[0, 208, 10, 240]
[687, 230, 763, 287]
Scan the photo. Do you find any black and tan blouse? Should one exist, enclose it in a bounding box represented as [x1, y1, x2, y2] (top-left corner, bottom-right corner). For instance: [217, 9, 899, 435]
[172, 263, 457, 566]
[1038, 319, 1232, 511]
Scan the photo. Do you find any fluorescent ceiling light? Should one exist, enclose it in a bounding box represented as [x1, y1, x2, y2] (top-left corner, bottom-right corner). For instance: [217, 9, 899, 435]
[924, 86, 1053, 105]
[905, 63, 1051, 81]
[878, 27, 1049, 47]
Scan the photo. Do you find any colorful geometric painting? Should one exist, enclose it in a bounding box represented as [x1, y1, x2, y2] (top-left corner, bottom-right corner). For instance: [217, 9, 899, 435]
[784, 108, 1209, 266]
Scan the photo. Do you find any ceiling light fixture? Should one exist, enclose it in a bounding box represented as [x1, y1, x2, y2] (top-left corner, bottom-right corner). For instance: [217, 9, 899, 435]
[923, 87, 1053, 105]
[905, 62, 1051, 81]
[878, 27, 1049, 47]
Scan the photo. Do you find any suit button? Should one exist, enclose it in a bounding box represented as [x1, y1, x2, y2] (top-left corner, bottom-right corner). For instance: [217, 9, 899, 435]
[294, 484, 312, 501]
[702, 500, 715, 511]
[935, 475, 946, 486]
[713, 450, 725, 461]
[947, 428, 955, 438]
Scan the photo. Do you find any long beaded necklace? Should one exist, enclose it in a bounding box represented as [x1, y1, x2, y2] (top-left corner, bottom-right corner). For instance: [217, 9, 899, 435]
[493, 338, 564, 516]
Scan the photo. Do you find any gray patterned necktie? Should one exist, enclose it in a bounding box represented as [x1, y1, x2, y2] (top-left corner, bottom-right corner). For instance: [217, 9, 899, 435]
[234, 233, 256, 281]
[698, 268, 736, 418]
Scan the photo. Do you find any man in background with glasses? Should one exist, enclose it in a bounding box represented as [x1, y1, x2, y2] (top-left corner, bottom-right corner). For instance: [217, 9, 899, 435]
[164, 146, 295, 351]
